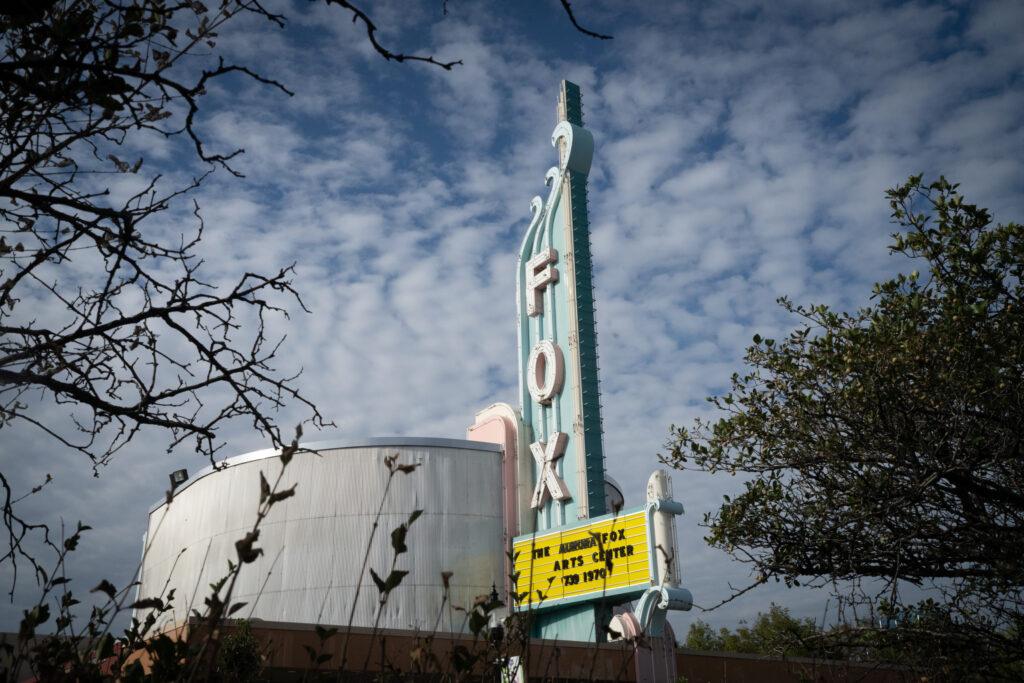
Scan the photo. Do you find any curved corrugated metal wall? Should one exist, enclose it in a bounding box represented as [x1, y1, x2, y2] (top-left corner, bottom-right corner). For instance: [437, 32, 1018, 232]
[137, 439, 504, 633]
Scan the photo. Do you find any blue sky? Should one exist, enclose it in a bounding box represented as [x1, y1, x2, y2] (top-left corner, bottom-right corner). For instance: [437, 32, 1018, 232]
[2, 0, 1023, 635]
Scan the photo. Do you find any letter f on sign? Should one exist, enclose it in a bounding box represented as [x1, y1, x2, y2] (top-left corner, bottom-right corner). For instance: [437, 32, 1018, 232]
[527, 248, 558, 317]
[530, 432, 571, 509]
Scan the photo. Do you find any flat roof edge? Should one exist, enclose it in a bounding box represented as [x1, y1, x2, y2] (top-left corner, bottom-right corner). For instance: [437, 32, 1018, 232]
[149, 436, 502, 513]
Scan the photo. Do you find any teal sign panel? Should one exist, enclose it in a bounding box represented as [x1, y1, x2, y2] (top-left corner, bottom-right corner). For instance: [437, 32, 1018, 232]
[516, 81, 607, 533]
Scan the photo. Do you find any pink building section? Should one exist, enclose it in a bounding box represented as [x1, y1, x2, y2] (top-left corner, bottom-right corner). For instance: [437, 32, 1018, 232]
[466, 403, 530, 591]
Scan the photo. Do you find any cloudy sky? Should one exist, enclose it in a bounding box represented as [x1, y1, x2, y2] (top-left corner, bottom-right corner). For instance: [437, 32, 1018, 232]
[3, 0, 1023, 636]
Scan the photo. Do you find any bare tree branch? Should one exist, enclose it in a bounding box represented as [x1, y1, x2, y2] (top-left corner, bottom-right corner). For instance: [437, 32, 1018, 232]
[323, 0, 463, 70]
[559, 0, 613, 40]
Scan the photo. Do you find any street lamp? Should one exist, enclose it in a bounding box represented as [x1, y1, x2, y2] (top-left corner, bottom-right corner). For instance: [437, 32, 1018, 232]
[169, 469, 189, 491]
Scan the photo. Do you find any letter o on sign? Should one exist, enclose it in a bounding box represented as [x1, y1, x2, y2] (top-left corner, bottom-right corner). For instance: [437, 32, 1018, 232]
[528, 340, 565, 405]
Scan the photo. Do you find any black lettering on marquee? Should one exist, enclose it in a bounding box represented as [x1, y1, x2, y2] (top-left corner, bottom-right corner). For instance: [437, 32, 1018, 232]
[598, 529, 626, 544]
[554, 555, 589, 572]
[558, 529, 629, 555]
[558, 536, 597, 554]
[591, 544, 637, 563]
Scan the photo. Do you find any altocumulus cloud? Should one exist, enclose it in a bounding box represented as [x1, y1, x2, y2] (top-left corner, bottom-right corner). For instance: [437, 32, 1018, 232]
[2, 0, 1022, 633]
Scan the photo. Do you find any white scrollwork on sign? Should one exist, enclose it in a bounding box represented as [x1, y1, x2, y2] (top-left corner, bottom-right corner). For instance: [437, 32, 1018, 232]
[551, 120, 594, 176]
[520, 121, 596, 262]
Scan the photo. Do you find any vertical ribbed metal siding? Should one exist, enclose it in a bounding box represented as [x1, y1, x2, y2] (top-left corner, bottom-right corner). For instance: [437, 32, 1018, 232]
[138, 444, 503, 633]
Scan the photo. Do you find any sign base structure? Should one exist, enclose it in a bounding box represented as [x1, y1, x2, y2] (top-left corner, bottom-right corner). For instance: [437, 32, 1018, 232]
[531, 601, 601, 642]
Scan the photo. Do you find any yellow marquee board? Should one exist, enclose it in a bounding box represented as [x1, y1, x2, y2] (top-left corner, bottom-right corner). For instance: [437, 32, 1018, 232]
[512, 507, 651, 611]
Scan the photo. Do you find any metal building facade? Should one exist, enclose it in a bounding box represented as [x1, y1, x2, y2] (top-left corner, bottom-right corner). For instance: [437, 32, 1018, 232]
[137, 438, 504, 633]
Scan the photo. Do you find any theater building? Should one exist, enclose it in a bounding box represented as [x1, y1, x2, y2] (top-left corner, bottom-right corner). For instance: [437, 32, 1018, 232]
[136, 81, 695, 682]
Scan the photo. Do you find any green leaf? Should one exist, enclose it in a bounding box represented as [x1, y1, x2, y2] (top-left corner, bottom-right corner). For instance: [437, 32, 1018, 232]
[19, 604, 50, 639]
[235, 531, 263, 563]
[64, 533, 81, 552]
[468, 609, 488, 636]
[314, 625, 337, 641]
[91, 579, 117, 600]
[281, 443, 297, 466]
[268, 484, 296, 505]
[384, 569, 408, 592]
[369, 568, 386, 594]
[391, 525, 408, 554]
[368, 568, 407, 598]
[259, 472, 270, 504]
[129, 597, 164, 610]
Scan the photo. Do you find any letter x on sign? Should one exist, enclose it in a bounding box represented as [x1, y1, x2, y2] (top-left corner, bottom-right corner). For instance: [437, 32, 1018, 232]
[530, 431, 571, 509]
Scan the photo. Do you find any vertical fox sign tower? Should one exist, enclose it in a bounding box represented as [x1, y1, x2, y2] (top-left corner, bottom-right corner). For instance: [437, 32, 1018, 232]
[469, 81, 692, 646]
[517, 81, 606, 529]
[516, 80, 602, 643]
[515, 81, 609, 640]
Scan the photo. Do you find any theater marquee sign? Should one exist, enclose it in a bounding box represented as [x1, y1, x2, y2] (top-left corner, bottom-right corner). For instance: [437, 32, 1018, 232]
[512, 507, 651, 610]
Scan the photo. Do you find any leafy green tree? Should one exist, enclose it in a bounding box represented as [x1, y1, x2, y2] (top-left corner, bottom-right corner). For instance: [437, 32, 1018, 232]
[683, 620, 723, 652]
[684, 605, 828, 659]
[217, 620, 263, 683]
[665, 176, 1024, 679]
